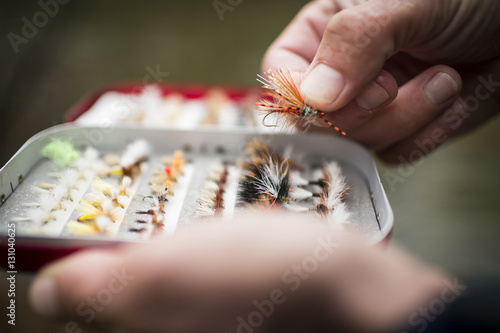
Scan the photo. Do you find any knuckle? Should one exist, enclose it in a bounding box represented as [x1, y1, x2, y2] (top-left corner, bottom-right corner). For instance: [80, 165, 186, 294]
[326, 10, 366, 41]
[302, 0, 336, 19]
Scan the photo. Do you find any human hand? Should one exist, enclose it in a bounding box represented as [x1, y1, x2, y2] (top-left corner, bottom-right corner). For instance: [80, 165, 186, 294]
[29, 214, 446, 333]
[263, 0, 500, 163]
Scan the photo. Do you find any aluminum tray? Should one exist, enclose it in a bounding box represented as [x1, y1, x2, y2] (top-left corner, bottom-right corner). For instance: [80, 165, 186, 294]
[0, 124, 393, 271]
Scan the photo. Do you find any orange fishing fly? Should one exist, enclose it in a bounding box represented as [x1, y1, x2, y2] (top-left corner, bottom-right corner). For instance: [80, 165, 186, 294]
[256, 68, 346, 135]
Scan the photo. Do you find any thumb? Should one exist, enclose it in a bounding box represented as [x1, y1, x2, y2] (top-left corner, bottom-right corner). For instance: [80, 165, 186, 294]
[28, 248, 133, 324]
[300, 0, 449, 111]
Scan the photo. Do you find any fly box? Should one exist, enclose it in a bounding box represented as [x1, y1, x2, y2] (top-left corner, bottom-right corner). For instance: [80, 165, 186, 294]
[0, 84, 393, 272]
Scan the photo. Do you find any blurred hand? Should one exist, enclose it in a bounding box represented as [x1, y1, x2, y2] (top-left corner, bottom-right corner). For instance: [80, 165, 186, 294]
[263, 0, 500, 163]
[30, 215, 446, 333]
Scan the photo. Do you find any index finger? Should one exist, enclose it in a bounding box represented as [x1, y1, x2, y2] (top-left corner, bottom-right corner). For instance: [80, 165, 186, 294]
[261, 0, 340, 76]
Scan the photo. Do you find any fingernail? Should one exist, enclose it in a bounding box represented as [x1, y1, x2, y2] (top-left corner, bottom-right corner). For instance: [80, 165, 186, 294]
[356, 81, 390, 111]
[300, 64, 345, 105]
[29, 278, 60, 318]
[426, 73, 458, 105]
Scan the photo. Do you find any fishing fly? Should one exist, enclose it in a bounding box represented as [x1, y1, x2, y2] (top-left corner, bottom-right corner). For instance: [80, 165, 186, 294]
[256, 68, 346, 135]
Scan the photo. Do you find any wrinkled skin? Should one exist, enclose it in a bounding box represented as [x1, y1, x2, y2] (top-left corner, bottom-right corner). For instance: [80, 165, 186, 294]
[263, 0, 500, 163]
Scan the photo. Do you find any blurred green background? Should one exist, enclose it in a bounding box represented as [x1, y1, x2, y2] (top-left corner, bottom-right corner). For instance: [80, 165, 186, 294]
[1, 1, 499, 332]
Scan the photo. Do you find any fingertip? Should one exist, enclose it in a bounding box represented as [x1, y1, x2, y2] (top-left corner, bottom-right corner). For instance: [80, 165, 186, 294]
[374, 70, 399, 103]
[300, 63, 346, 108]
[29, 248, 125, 319]
[29, 276, 60, 318]
[356, 83, 390, 112]
[29, 255, 77, 318]
[425, 67, 461, 106]
[355, 70, 398, 112]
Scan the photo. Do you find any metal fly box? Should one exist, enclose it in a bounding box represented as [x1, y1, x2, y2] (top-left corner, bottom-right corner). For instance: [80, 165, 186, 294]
[0, 84, 393, 271]
[0, 125, 393, 271]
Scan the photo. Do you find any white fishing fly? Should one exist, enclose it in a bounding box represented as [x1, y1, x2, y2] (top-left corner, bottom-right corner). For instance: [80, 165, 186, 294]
[120, 139, 152, 168]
